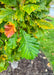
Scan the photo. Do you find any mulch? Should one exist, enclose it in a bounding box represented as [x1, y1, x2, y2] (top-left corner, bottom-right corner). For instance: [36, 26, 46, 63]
[0, 51, 53, 75]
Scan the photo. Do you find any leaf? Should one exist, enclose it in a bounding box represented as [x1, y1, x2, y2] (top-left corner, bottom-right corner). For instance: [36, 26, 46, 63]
[4, 34, 18, 61]
[0, 39, 3, 47]
[47, 63, 51, 67]
[33, 29, 44, 39]
[17, 10, 25, 21]
[36, 0, 40, 2]
[0, 22, 6, 33]
[0, 62, 5, 68]
[5, 33, 18, 51]
[0, 8, 15, 23]
[29, 0, 36, 3]
[35, 19, 54, 29]
[17, 37, 21, 43]
[25, 0, 36, 3]
[0, 0, 17, 6]
[0, 22, 6, 28]
[0, 28, 4, 33]
[22, 4, 39, 15]
[0, 55, 7, 61]
[25, 0, 40, 4]
[0, 61, 9, 72]
[4, 22, 16, 38]
[18, 30, 39, 59]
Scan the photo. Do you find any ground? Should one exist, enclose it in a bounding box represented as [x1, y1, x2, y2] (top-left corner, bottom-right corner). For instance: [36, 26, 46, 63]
[0, 52, 53, 75]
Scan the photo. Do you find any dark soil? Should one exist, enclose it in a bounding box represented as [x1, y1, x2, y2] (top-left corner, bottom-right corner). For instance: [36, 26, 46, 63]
[0, 52, 53, 75]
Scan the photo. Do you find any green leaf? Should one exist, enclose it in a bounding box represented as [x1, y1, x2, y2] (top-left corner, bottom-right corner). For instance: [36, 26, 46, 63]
[17, 10, 24, 21]
[0, 39, 3, 47]
[5, 33, 18, 51]
[22, 4, 39, 15]
[0, 62, 5, 68]
[34, 28, 44, 39]
[0, 22, 6, 28]
[25, 0, 40, 4]
[29, 0, 36, 3]
[18, 30, 39, 59]
[0, 61, 5, 72]
[0, 0, 17, 6]
[46, 0, 52, 6]
[36, 0, 40, 2]
[25, 0, 36, 3]
[0, 8, 15, 23]
[0, 61, 9, 72]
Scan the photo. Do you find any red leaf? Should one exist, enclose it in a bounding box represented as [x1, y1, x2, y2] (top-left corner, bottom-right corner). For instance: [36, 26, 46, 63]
[4, 22, 16, 38]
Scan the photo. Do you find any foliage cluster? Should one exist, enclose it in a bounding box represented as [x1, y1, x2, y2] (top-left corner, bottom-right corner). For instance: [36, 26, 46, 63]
[0, 0, 53, 72]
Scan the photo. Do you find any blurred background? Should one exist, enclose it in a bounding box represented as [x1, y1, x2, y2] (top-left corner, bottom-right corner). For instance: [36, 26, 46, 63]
[49, 0, 54, 17]
[40, 0, 54, 71]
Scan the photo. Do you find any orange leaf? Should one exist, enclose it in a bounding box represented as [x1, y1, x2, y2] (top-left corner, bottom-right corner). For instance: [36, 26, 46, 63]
[4, 23, 16, 38]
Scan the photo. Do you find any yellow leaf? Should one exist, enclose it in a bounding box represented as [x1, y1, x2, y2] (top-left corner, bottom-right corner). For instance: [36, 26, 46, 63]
[0, 28, 4, 33]
[4, 45, 7, 50]
[0, 19, 3, 24]
[43, 47, 45, 48]
[2, 58, 6, 61]
[1, 2, 4, 4]
[0, 54, 7, 61]
[47, 63, 51, 67]
[17, 37, 21, 42]
[3, 54, 7, 58]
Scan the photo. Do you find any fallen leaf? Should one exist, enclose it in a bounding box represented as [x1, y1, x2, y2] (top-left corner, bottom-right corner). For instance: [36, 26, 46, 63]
[43, 57, 46, 59]
[47, 63, 51, 67]
[52, 53, 54, 55]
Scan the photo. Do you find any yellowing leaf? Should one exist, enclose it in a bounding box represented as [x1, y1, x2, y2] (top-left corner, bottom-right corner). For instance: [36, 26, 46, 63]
[23, 4, 39, 15]
[1, 2, 4, 4]
[17, 37, 21, 43]
[0, 55, 7, 61]
[0, 28, 4, 33]
[0, 47, 2, 50]
[4, 46, 7, 50]
[33, 34, 38, 38]
[0, 19, 3, 24]
[35, 19, 54, 29]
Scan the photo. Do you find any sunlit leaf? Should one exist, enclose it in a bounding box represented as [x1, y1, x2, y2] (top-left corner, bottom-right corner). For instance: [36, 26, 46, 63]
[18, 30, 39, 59]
